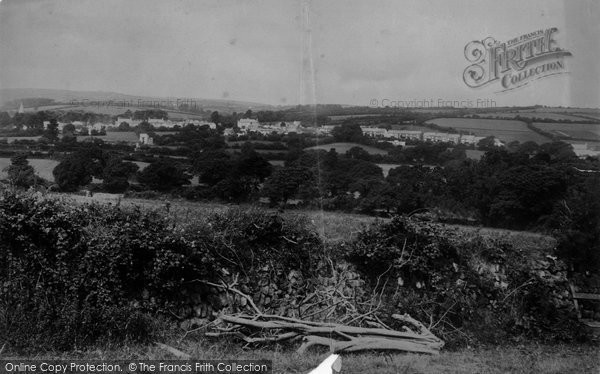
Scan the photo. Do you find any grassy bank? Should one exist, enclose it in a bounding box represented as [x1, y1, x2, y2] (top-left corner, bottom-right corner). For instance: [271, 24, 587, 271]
[4, 340, 598, 374]
[51, 193, 556, 248]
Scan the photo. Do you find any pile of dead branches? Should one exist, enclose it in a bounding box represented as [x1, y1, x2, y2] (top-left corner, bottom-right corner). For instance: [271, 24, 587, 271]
[207, 313, 443, 355]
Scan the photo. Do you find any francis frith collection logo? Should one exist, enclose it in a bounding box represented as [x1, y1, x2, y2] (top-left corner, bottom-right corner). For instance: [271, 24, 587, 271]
[463, 27, 572, 91]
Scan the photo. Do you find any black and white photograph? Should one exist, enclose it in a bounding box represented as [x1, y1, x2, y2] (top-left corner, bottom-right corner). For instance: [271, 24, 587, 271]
[0, 0, 599, 372]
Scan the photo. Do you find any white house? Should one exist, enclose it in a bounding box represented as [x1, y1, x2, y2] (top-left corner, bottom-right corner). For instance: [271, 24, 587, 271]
[237, 118, 260, 132]
[139, 133, 154, 145]
[389, 130, 422, 140]
[360, 126, 387, 137]
[316, 125, 335, 135]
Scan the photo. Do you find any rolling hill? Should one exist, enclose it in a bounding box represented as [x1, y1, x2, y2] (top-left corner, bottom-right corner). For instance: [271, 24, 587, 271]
[0, 88, 277, 113]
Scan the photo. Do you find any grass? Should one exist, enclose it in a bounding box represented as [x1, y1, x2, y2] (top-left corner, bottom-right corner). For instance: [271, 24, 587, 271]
[0, 157, 59, 181]
[5, 338, 598, 374]
[483, 112, 591, 122]
[426, 118, 550, 144]
[51, 194, 381, 244]
[532, 122, 600, 141]
[52, 194, 557, 250]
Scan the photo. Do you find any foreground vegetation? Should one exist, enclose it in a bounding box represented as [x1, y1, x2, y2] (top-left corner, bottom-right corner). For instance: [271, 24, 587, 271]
[1, 190, 593, 350]
[8, 340, 598, 374]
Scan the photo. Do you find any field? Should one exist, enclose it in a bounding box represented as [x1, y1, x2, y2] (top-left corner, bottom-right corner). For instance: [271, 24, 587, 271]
[482, 111, 590, 122]
[329, 114, 381, 120]
[306, 142, 389, 155]
[85, 131, 139, 142]
[269, 160, 285, 166]
[0, 159, 150, 184]
[0, 157, 59, 181]
[426, 118, 551, 144]
[532, 122, 600, 141]
[0, 136, 42, 143]
[55, 194, 558, 250]
[57, 194, 379, 243]
[390, 124, 432, 132]
[376, 163, 402, 176]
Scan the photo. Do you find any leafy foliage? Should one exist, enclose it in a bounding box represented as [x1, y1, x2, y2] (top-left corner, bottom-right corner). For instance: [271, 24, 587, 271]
[4, 153, 36, 188]
[0, 190, 324, 352]
[137, 158, 191, 192]
[343, 216, 585, 346]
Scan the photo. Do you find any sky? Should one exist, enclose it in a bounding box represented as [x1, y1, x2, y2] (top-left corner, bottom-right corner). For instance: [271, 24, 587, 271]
[0, 0, 598, 107]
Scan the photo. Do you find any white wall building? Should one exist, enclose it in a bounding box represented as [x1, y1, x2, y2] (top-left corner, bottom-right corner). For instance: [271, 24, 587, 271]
[237, 118, 260, 132]
[139, 133, 154, 145]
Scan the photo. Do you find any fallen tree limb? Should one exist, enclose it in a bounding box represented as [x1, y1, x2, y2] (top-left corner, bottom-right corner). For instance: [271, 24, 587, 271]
[219, 314, 442, 344]
[297, 335, 440, 355]
[209, 313, 444, 355]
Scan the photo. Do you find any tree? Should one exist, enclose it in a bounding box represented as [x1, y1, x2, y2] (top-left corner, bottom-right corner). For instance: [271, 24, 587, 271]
[0, 112, 12, 128]
[52, 147, 107, 191]
[4, 153, 35, 188]
[485, 165, 567, 228]
[102, 158, 139, 193]
[262, 166, 314, 205]
[346, 146, 372, 161]
[43, 119, 59, 142]
[62, 123, 76, 135]
[554, 174, 600, 273]
[477, 136, 497, 151]
[137, 159, 191, 192]
[137, 121, 154, 133]
[211, 111, 221, 124]
[53, 157, 93, 192]
[331, 123, 364, 143]
[118, 122, 130, 131]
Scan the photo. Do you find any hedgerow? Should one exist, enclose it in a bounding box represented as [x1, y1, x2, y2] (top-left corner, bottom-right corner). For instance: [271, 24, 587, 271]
[0, 190, 587, 352]
[343, 216, 586, 346]
[0, 190, 324, 352]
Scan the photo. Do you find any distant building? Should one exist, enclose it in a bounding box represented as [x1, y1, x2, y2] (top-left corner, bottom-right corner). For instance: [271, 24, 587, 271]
[316, 125, 335, 135]
[572, 143, 600, 158]
[116, 117, 141, 127]
[360, 126, 387, 137]
[139, 133, 154, 145]
[237, 118, 260, 132]
[17, 102, 24, 114]
[388, 130, 422, 140]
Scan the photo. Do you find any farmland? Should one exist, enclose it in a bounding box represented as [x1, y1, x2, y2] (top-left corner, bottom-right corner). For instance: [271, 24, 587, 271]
[0, 158, 152, 184]
[305, 142, 389, 155]
[0, 157, 59, 181]
[1, 136, 42, 143]
[426, 118, 551, 144]
[481, 111, 591, 122]
[532, 122, 600, 141]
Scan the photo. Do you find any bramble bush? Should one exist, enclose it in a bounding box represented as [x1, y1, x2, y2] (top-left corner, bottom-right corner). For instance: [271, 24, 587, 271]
[342, 216, 586, 346]
[0, 190, 325, 352]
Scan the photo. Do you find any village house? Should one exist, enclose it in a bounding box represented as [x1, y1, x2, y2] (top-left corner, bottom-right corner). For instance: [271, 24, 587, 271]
[138, 133, 154, 145]
[237, 118, 260, 132]
[360, 126, 387, 137]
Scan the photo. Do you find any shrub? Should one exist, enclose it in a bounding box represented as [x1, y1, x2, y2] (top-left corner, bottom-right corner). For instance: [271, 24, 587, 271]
[0, 190, 213, 351]
[343, 216, 585, 346]
[0, 190, 326, 351]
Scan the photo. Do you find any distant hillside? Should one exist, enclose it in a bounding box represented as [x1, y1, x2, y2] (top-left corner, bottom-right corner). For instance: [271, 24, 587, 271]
[0, 88, 277, 113]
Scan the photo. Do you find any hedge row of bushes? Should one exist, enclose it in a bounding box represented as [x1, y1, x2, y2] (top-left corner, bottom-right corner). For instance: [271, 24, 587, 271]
[0, 189, 588, 352]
